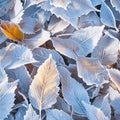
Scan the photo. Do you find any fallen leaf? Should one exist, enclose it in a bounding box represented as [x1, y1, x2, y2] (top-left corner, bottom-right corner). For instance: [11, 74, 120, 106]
[0, 21, 24, 41]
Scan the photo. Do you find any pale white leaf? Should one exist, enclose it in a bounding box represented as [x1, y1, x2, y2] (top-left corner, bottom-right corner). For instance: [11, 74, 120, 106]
[100, 1, 117, 29]
[52, 37, 79, 59]
[59, 66, 90, 115]
[29, 55, 60, 110]
[54, 97, 71, 114]
[46, 109, 73, 120]
[43, 0, 97, 29]
[92, 35, 119, 66]
[6, 66, 32, 94]
[0, 30, 7, 44]
[15, 107, 27, 120]
[110, 0, 120, 13]
[91, 0, 104, 6]
[48, 18, 69, 35]
[105, 0, 120, 21]
[76, 56, 109, 86]
[78, 12, 102, 28]
[0, 80, 18, 120]
[101, 94, 111, 119]
[70, 25, 104, 56]
[0, 0, 14, 17]
[0, 65, 8, 83]
[50, 0, 71, 10]
[26, 0, 46, 6]
[109, 87, 120, 118]
[19, 16, 42, 34]
[24, 104, 39, 120]
[32, 47, 65, 67]
[82, 101, 109, 120]
[93, 94, 111, 119]
[52, 25, 104, 59]
[87, 86, 100, 99]
[10, 0, 23, 23]
[4, 114, 14, 120]
[0, 43, 37, 69]
[108, 69, 120, 92]
[23, 29, 50, 49]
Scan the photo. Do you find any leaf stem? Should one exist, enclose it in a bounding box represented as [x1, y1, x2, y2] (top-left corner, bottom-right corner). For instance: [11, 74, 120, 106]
[39, 106, 42, 120]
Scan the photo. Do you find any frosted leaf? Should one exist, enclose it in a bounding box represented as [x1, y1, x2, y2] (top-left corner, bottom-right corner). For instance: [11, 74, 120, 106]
[71, 25, 104, 56]
[0, 65, 8, 83]
[10, 0, 23, 24]
[105, 0, 120, 21]
[0, 0, 14, 17]
[29, 55, 60, 111]
[0, 30, 7, 44]
[4, 114, 14, 120]
[82, 101, 109, 120]
[19, 16, 42, 34]
[54, 97, 71, 114]
[23, 29, 50, 49]
[101, 94, 111, 119]
[50, 0, 71, 10]
[59, 66, 90, 115]
[110, 0, 120, 13]
[15, 107, 27, 120]
[76, 56, 109, 86]
[92, 35, 119, 66]
[32, 47, 65, 67]
[52, 25, 104, 59]
[93, 94, 111, 119]
[78, 12, 102, 28]
[87, 86, 100, 99]
[0, 80, 18, 120]
[52, 37, 79, 59]
[109, 87, 120, 117]
[43, 0, 97, 29]
[24, 104, 39, 120]
[46, 109, 73, 120]
[108, 69, 120, 92]
[48, 17, 69, 35]
[100, 1, 117, 29]
[91, 0, 104, 6]
[0, 43, 37, 69]
[6, 66, 32, 94]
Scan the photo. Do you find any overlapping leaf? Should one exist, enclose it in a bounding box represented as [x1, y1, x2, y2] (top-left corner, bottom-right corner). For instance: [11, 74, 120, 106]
[32, 47, 65, 67]
[108, 69, 120, 92]
[92, 35, 119, 66]
[59, 66, 90, 115]
[110, 0, 120, 13]
[100, 1, 116, 29]
[0, 21, 24, 41]
[82, 101, 109, 120]
[0, 80, 18, 120]
[46, 109, 73, 120]
[0, 43, 37, 69]
[43, 0, 98, 29]
[6, 66, 32, 94]
[24, 104, 39, 120]
[76, 56, 109, 86]
[29, 55, 60, 112]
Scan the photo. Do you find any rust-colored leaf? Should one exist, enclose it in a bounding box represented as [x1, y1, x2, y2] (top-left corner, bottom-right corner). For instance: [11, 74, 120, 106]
[0, 21, 24, 41]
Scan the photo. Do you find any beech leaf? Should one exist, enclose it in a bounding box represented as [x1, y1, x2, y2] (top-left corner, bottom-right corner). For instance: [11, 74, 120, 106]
[29, 55, 60, 111]
[0, 21, 24, 42]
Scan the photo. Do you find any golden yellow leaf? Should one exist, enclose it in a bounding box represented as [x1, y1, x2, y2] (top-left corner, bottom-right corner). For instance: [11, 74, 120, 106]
[0, 21, 24, 41]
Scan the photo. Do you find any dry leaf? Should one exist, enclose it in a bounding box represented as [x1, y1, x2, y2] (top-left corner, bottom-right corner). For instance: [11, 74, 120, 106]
[29, 55, 60, 113]
[0, 21, 24, 41]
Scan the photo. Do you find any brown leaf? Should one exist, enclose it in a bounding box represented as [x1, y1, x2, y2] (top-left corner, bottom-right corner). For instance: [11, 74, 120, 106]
[0, 21, 24, 41]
